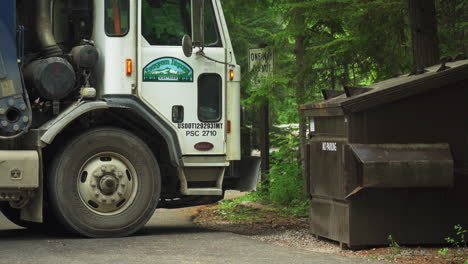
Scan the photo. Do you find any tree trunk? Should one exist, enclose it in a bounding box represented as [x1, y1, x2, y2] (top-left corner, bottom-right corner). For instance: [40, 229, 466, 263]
[330, 66, 336, 90]
[295, 34, 307, 186]
[341, 63, 350, 87]
[465, 28, 468, 56]
[408, 0, 440, 72]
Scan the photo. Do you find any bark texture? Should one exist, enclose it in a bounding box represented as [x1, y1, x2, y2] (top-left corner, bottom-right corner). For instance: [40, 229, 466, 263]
[408, 0, 440, 71]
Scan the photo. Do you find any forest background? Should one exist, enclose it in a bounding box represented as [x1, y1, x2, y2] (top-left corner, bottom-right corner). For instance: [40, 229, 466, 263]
[219, 0, 468, 213]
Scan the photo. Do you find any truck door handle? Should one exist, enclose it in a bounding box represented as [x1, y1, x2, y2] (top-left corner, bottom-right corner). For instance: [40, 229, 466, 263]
[172, 105, 184, 123]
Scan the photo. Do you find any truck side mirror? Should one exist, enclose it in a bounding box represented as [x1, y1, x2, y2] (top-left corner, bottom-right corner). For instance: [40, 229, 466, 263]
[191, 0, 205, 49]
[182, 34, 193, 57]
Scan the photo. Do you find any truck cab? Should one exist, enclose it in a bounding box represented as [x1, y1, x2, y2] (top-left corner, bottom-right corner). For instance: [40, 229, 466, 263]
[0, 0, 259, 237]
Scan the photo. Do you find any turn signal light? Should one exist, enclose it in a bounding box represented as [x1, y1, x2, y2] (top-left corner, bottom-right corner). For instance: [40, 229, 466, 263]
[229, 70, 235, 81]
[126, 59, 133, 76]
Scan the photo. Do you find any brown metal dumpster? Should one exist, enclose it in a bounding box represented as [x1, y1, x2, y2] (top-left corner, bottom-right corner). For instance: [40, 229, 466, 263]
[301, 59, 468, 248]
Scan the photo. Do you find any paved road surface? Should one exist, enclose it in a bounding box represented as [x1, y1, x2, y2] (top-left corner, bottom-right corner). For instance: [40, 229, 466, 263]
[0, 208, 374, 264]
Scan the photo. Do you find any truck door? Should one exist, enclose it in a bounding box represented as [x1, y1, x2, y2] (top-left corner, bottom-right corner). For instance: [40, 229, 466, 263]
[138, 0, 226, 156]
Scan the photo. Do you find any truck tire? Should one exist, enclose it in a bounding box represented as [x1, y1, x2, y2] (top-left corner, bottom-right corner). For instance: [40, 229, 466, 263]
[48, 127, 161, 238]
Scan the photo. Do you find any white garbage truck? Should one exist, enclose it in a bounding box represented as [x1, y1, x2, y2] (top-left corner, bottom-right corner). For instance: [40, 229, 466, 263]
[0, 0, 260, 237]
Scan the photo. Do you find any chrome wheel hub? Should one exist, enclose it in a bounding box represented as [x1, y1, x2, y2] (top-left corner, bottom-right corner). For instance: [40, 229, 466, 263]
[77, 152, 138, 215]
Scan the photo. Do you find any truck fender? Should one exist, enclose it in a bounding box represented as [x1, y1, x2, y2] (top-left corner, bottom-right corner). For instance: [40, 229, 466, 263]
[40, 101, 109, 144]
[40, 96, 182, 167]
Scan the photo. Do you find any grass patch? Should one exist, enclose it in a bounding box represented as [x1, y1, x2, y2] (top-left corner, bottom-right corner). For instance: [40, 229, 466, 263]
[207, 193, 310, 222]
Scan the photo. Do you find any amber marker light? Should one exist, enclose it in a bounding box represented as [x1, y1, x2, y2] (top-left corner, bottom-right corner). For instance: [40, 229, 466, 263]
[229, 70, 235, 81]
[227, 120, 232, 133]
[126, 59, 133, 76]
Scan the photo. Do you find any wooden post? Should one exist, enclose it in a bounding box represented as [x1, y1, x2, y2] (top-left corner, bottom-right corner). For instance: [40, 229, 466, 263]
[259, 43, 270, 187]
[249, 44, 272, 190]
[259, 102, 270, 177]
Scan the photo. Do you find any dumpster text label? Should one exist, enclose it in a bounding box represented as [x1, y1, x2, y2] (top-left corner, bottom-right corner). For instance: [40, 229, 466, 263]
[322, 142, 337, 152]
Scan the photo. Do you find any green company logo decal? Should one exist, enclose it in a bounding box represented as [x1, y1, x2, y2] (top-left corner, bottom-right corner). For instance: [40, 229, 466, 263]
[143, 57, 193, 82]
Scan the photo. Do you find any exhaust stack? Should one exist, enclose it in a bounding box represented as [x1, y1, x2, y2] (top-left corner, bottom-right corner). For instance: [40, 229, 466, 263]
[36, 0, 62, 57]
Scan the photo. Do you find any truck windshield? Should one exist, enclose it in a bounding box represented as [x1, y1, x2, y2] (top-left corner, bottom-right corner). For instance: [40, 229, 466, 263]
[142, 0, 221, 47]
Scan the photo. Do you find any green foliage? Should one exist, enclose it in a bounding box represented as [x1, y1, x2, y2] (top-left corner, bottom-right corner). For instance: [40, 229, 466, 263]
[221, 0, 468, 127]
[436, 0, 468, 57]
[214, 195, 262, 221]
[446, 224, 467, 248]
[267, 134, 302, 203]
[213, 193, 309, 221]
[283, 199, 310, 218]
[438, 247, 449, 257]
[438, 225, 468, 263]
[254, 127, 309, 211]
[221, 0, 468, 215]
[388, 235, 401, 256]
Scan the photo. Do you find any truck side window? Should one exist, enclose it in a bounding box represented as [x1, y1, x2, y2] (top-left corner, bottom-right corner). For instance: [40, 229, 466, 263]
[105, 0, 130, 36]
[198, 74, 222, 122]
[203, 1, 221, 47]
[142, 0, 221, 47]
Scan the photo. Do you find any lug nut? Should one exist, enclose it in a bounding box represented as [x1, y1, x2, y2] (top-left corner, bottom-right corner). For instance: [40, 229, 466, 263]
[1, 121, 8, 127]
[110, 166, 116, 172]
[22, 116, 29, 123]
[120, 183, 126, 188]
[8, 99, 14, 106]
[13, 124, 19, 131]
[117, 192, 123, 196]
[117, 172, 123, 178]
[101, 166, 106, 171]
[20, 104, 26, 111]
[0, 108, 5, 115]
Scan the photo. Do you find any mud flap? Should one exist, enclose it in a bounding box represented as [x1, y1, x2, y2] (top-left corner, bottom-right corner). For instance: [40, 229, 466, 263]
[229, 156, 261, 192]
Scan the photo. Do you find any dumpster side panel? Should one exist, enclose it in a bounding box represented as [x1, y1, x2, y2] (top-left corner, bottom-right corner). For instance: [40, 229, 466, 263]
[348, 186, 468, 247]
[309, 139, 346, 198]
[310, 197, 349, 244]
[309, 116, 350, 199]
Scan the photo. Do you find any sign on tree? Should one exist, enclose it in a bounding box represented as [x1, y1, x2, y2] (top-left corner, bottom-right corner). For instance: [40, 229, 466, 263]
[249, 48, 273, 89]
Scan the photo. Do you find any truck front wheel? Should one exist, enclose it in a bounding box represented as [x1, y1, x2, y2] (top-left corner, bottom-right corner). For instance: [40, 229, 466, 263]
[48, 128, 161, 237]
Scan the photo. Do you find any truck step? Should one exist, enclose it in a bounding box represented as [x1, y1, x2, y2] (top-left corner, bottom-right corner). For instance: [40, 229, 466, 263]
[179, 167, 225, 196]
[183, 188, 223, 196]
[186, 188, 223, 195]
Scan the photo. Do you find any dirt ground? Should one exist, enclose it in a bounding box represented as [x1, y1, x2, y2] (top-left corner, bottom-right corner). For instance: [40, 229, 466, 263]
[193, 204, 468, 264]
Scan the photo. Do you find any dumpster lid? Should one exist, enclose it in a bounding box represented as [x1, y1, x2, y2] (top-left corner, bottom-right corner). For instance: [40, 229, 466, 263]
[301, 59, 468, 114]
[345, 143, 454, 199]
